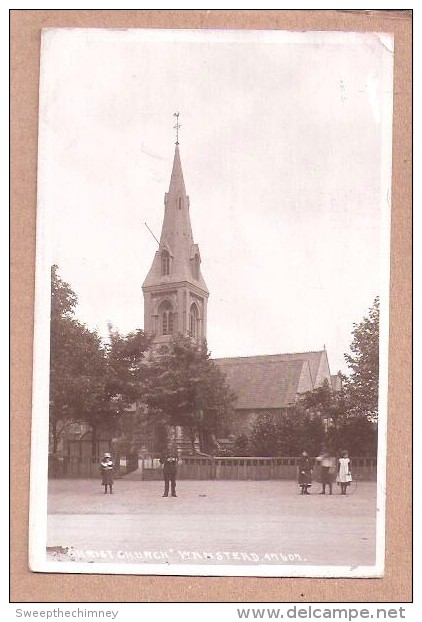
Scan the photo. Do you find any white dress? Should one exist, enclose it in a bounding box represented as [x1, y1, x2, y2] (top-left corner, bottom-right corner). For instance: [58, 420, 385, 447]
[338, 457, 352, 483]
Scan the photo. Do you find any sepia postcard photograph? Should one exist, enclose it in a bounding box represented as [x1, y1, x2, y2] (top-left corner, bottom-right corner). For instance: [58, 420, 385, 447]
[29, 27, 394, 578]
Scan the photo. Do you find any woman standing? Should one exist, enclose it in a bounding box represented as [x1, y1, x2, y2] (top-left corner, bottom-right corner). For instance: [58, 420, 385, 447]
[337, 450, 352, 495]
[298, 451, 313, 495]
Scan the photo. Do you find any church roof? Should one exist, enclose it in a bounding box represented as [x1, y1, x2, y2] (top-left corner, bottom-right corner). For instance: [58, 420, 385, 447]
[260, 351, 329, 387]
[214, 351, 331, 410]
[214, 354, 321, 410]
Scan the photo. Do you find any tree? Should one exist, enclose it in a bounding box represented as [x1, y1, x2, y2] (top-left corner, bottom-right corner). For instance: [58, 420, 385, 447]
[105, 326, 153, 407]
[230, 433, 252, 457]
[296, 411, 327, 456]
[344, 297, 380, 420]
[330, 417, 377, 456]
[245, 409, 326, 457]
[297, 379, 347, 451]
[139, 334, 236, 454]
[49, 266, 119, 456]
[291, 298, 380, 456]
[249, 414, 280, 456]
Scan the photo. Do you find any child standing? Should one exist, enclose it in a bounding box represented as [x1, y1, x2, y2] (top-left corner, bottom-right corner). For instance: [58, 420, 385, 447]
[316, 450, 336, 495]
[337, 450, 352, 495]
[298, 451, 313, 495]
[100, 452, 114, 494]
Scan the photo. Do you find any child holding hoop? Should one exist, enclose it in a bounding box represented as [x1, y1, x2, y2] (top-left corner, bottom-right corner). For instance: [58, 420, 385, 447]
[337, 450, 352, 495]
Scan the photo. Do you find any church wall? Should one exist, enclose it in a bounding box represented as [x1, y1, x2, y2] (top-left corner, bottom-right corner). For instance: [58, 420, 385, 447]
[225, 408, 286, 437]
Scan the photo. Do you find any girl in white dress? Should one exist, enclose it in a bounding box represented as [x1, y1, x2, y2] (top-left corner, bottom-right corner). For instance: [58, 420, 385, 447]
[337, 450, 352, 495]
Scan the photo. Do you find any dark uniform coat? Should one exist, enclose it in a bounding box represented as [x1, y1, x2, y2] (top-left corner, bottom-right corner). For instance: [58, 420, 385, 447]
[161, 456, 177, 477]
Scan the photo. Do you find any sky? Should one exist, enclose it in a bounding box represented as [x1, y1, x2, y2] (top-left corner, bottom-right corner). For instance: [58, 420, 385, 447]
[37, 28, 393, 375]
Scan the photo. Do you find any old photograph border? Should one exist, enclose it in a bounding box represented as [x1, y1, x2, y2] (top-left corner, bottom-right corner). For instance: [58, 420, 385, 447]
[30, 26, 391, 579]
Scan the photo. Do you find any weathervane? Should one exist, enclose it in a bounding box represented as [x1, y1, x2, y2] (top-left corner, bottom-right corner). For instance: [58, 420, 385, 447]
[173, 112, 181, 144]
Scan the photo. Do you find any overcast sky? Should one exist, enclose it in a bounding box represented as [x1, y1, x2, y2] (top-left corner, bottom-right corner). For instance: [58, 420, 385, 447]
[37, 28, 393, 375]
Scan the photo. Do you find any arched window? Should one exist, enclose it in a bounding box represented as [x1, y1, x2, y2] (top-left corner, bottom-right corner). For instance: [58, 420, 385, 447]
[189, 303, 199, 338]
[158, 300, 174, 336]
[161, 251, 170, 276]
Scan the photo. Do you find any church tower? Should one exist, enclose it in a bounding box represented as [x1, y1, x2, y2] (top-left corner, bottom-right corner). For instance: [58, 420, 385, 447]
[142, 133, 209, 347]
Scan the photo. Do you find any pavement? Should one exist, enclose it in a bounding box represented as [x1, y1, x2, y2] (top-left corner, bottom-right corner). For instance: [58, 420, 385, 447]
[47, 479, 377, 568]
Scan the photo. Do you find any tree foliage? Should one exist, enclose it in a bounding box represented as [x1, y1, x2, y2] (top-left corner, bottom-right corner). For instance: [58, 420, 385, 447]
[249, 414, 280, 456]
[243, 410, 326, 457]
[106, 326, 153, 406]
[139, 334, 236, 453]
[49, 266, 134, 454]
[329, 417, 377, 456]
[344, 297, 380, 419]
[230, 433, 252, 457]
[50, 266, 113, 452]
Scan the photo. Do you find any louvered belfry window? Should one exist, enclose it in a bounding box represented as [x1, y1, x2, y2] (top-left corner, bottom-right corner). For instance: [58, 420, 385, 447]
[159, 300, 174, 335]
[189, 303, 199, 338]
[161, 250, 170, 276]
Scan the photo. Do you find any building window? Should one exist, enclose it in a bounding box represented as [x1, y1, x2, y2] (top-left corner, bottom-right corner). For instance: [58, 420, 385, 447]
[178, 197, 182, 210]
[189, 303, 199, 338]
[159, 300, 174, 335]
[161, 251, 170, 276]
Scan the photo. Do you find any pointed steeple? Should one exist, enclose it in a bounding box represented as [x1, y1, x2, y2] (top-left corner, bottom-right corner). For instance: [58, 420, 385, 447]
[159, 144, 193, 255]
[168, 144, 186, 197]
[143, 143, 208, 293]
[142, 136, 209, 343]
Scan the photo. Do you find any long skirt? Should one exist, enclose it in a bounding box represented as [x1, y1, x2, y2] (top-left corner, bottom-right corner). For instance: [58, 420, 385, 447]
[101, 470, 114, 485]
[320, 466, 335, 484]
[298, 470, 312, 485]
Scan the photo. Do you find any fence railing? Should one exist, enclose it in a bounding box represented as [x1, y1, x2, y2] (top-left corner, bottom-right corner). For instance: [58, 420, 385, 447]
[140, 456, 377, 482]
[50, 455, 377, 481]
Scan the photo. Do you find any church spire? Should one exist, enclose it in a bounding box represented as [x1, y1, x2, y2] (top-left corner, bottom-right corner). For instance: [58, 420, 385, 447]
[167, 142, 187, 203]
[159, 142, 193, 255]
[142, 124, 209, 344]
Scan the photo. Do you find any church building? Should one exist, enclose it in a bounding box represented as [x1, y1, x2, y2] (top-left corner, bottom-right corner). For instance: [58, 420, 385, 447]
[141, 132, 337, 450]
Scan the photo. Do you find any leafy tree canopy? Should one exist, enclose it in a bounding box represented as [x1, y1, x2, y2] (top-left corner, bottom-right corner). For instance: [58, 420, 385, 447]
[139, 334, 236, 453]
[51, 264, 78, 320]
[344, 297, 379, 419]
[245, 410, 326, 457]
[50, 267, 119, 452]
[105, 326, 153, 406]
